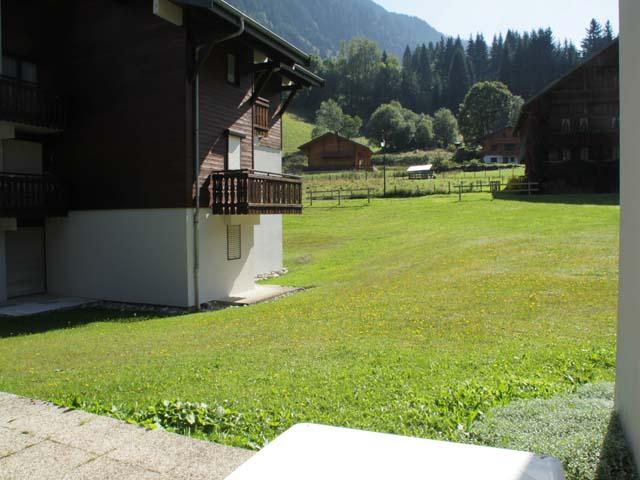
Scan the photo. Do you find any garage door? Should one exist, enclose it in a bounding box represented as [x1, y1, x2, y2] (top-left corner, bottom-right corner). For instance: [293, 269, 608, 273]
[6, 227, 46, 298]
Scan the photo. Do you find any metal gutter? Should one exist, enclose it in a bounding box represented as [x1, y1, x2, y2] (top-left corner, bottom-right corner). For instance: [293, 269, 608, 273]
[191, 14, 245, 311]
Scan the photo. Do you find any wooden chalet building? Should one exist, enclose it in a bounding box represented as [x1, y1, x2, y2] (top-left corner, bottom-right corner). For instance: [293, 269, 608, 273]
[299, 132, 373, 171]
[515, 40, 619, 193]
[0, 0, 322, 307]
[480, 126, 520, 164]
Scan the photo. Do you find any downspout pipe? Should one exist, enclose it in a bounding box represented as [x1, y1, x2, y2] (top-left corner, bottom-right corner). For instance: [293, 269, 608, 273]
[191, 15, 245, 310]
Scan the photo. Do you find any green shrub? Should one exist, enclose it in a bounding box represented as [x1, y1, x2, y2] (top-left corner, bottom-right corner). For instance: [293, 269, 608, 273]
[469, 383, 639, 480]
[283, 153, 307, 174]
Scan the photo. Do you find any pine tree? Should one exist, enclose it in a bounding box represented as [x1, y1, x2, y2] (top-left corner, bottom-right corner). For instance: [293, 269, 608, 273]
[446, 47, 471, 113]
[581, 19, 604, 58]
[604, 20, 614, 41]
[488, 34, 503, 81]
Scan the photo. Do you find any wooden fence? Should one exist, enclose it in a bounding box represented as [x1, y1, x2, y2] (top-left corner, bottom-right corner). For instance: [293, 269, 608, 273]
[305, 180, 540, 205]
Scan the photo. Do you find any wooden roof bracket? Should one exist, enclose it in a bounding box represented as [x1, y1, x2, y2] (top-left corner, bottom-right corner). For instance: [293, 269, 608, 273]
[245, 66, 280, 107]
[273, 86, 301, 122]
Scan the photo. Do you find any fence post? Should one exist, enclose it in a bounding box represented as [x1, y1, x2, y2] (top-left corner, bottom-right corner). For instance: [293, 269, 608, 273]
[338, 188, 341, 205]
[367, 188, 371, 204]
[458, 182, 463, 202]
[528, 182, 531, 196]
[448, 181, 451, 195]
[309, 190, 313, 206]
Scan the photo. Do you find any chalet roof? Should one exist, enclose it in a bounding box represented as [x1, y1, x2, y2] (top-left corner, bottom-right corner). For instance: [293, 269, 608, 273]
[479, 125, 515, 142]
[298, 132, 373, 152]
[514, 38, 619, 134]
[173, 0, 314, 68]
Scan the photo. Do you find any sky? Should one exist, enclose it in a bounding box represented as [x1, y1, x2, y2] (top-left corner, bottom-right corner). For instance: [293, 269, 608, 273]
[373, 0, 619, 45]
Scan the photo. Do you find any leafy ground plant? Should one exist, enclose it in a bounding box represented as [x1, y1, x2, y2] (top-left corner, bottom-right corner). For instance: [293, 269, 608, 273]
[470, 383, 639, 480]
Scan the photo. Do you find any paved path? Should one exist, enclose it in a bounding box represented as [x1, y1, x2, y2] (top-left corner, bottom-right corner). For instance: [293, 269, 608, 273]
[0, 392, 253, 479]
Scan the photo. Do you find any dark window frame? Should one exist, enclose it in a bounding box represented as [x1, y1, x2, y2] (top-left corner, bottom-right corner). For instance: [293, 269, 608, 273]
[1, 54, 38, 84]
[226, 52, 240, 87]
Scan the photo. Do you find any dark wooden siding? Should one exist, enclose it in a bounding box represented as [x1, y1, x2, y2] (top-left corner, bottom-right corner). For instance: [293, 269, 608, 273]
[520, 41, 619, 193]
[59, 0, 189, 209]
[198, 46, 254, 183]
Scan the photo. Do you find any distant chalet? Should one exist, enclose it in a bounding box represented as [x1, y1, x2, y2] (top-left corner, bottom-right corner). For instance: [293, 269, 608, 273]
[299, 132, 373, 171]
[515, 39, 620, 193]
[480, 126, 520, 164]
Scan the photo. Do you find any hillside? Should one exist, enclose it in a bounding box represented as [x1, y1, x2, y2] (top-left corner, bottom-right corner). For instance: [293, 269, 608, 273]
[283, 113, 314, 155]
[226, 0, 445, 57]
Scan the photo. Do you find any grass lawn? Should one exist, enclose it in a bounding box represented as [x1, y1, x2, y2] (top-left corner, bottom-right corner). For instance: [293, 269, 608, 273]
[0, 193, 620, 451]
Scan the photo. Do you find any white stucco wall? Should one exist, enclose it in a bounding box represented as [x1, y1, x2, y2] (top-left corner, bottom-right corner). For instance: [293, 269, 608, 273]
[616, 0, 640, 470]
[187, 211, 259, 303]
[253, 144, 284, 275]
[46, 209, 192, 306]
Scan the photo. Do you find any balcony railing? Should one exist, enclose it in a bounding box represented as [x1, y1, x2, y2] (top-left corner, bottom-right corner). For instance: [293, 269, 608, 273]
[208, 169, 302, 215]
[0, 77, 68, 130]
[0, 173, 67, 217]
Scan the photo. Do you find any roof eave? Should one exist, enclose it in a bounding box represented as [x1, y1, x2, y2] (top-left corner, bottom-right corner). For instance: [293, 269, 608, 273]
[173, 0, 311, 66]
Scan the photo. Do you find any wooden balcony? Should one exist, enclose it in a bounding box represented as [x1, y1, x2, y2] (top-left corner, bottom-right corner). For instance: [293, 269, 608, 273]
[0, 173, 67, 217]
[0, 77, 68, 130]
[208, 170, 302, 215]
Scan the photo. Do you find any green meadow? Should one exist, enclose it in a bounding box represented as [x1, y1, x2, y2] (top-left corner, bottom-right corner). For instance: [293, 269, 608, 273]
[0, 193, 620, 451]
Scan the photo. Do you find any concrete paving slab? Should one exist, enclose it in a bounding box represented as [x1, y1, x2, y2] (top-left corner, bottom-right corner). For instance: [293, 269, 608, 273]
[218, 285, 299, 305]
[0, 295, 94, 317]
[0, 396, 57, 425]
[3, 406, 94, 438]
[62, 457, 165, 480]
[167, 439, 254, 480]
[0, 439, 96, 480]
[0, 392, 253, 480]
[50, 414, 148, 456]
[107, 428, 252, 475]
[0, 427, 43, 459]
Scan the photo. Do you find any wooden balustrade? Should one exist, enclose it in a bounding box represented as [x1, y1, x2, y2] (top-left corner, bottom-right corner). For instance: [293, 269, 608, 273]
[0, 173, 67, 217]
[0, 77, 68, 130]
[209, 169, 302, 215]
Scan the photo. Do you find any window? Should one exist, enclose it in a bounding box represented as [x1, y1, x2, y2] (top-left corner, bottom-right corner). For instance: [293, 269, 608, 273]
[227, 134, 242, 170]
[579, 117, 589, 132]
[2, 55, 18, 78]
[21, 62, 38, 83]
[491, 157, 498, 163]
[611, 116, 618, 130]
[2, 55, 38, 83]
[561, 118, 571, 133]
[226, 53, 238, 85]
[580, 147, 590, 162]
[227, 225, 241, 261]
[548, 149, 560, 163]
[562, 148, 572, 162]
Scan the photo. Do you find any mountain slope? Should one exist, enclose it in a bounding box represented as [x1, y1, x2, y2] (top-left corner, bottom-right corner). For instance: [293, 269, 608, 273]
[226, 0, 446, 57]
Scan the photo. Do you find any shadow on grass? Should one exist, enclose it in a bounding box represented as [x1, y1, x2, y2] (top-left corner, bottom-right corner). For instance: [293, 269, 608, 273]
[596, 413, 640, 480]
[494, 193, 620, 206]
[0, 308, 169, 339]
